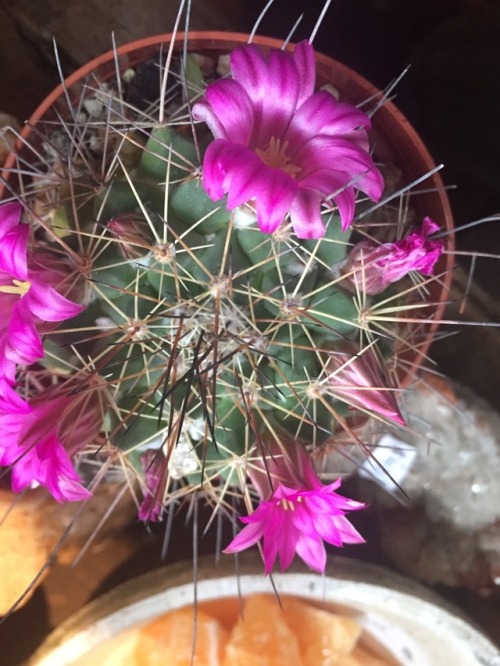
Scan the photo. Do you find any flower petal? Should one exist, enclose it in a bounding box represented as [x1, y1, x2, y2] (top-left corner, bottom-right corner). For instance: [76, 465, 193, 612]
[0, 221, 29, 280]
[297, 173, 358, 232]
[297, 137, 384, 201]
[292, 40, 316, 106]
[0, 202, 23, 238]
[225, 156, 269, 210]
[330, 515, 365, 544]
[191, 99, 228, 141]
[27, 283, 83, 322]
[194, 79, 254, 144]
[230, 43, 300, 145]
[0, 386, 30, 465]
[223, 520, 264, 553]
[289, 189, 326, 239]
[287, 91, 371, 151]
[295, 532, 327, 573]
[326, 348, 406, 424]
[202, 139, 240, 201]
[276, 509, 301, 570]
[11, 433, 91, 503]
[254, 168, 297, 234]
[5, 300, 44, 366]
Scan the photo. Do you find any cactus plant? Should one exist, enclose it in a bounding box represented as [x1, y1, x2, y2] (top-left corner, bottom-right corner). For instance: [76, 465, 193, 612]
[0, 31, 452, 574]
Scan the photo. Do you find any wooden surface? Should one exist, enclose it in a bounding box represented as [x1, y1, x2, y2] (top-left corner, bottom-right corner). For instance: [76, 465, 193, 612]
[4, 0, 244, 75]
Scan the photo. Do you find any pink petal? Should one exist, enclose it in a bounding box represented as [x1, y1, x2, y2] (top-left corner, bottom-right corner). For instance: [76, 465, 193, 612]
[287, 91, 371, 152]
[27, 283, 83, 322]
[0, 202, 23, 237]
[292, 40, 316, 106]
[277, 524, 299, 572]
[195, 79, 254, 144]
[202, 139, 243, 201]
[421, 216, 440, 236]
[191, 99, 228, 140]
[297, 137, 384, 201]
[11, 433, 91, 503]
[301, 175, 356, 232]
[254, 168, 297, 234]
[224, 155, 269, 210]
[223, 520, 264, 553]
[262, 523, 281, 573]
[0, 222, 29, 280]
[327, 349, 406, 425]
[289, 189, 326, 239]
[0, 387, 30, 465]
[206, 140, 298, 230]
[230, 43, 300, 145]
[139, 449, 166, 522]
[5, 300, 43, 366]
[330, 515, 366, 544]
[295, 533, 327, 573]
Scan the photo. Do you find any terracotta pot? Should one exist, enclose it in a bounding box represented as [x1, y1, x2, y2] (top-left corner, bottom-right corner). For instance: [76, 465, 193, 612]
[1, 31, 454, 383]
[28, 553, 499, 665]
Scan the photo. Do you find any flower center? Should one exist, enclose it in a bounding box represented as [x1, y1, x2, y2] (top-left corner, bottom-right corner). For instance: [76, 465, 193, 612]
[277, 496, 303, 511]
[278, 498, 296, 511]
[255, 137, 301, 178]
[0, 278, 31, 297]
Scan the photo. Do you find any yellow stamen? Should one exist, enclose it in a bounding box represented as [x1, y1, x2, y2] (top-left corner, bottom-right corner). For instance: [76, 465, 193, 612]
[0, 279, 31, 297]
[255, 137, 301, 178]
[278, 498, 295, 511]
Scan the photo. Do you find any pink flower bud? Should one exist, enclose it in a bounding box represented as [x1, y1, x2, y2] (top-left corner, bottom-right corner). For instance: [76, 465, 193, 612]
[325, 345, 405, 425]
[138, 449, 167, 522]
[107, 214, 152, 259]
[342, 217, 444, 294]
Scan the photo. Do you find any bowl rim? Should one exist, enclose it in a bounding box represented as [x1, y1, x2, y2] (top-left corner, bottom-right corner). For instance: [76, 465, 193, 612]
[29, 553, 500, 666]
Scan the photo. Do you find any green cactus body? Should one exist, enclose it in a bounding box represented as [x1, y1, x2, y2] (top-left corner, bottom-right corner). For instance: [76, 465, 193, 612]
[15, 47, 418, 513]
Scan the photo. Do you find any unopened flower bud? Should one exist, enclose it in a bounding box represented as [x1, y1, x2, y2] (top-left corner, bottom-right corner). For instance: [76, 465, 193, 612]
[325, 345, 405, 424]
[139, 449, 167, 522]
[107, 214, 152, 259]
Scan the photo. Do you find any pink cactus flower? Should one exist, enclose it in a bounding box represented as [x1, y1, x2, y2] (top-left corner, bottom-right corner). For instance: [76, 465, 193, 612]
[342, 216, 444, 294]
[326, 346, 405, 425]
[224, 439, 364, 573]
[0, 202, 83, 381]
[0, 383, 103, 502]
[193, 40, 383, 239]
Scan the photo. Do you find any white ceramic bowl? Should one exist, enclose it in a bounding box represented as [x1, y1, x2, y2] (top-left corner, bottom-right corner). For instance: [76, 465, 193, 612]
[29, 554, 500, 666]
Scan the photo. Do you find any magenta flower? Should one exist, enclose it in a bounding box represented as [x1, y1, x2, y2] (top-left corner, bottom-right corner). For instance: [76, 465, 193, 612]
[193, 40, 383, 239]
[342, 216, 444, 294]
[326, 346, 405, 425]
[224, 439, 364, 573]
[0, 383, 103, 502]
[0, 202, 83, 381]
